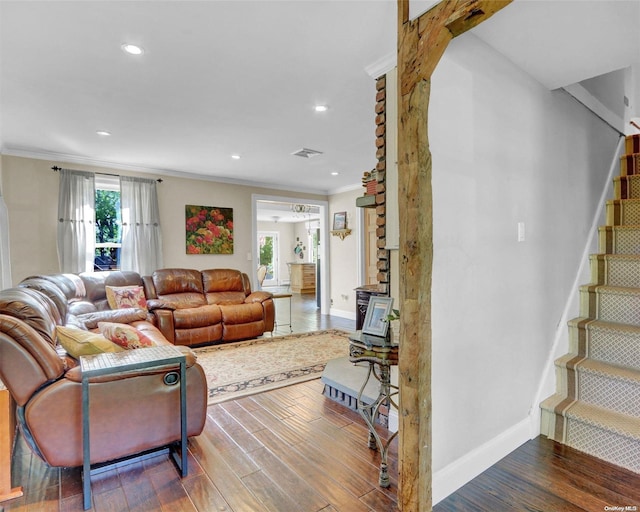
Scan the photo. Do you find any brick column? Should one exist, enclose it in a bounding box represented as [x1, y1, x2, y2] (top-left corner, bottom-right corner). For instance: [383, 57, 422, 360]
[375, 75, 390, 295]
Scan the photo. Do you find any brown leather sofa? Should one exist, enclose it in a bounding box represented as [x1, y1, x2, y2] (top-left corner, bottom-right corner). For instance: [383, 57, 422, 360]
[0, 273, 207, 469]
[142, 268, 275, 346]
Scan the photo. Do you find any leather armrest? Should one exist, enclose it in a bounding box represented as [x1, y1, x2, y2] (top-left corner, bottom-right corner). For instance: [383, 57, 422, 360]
[151, 309, 176, 343]
[245, 291, 273, 303]
[146, 299, 176, 311]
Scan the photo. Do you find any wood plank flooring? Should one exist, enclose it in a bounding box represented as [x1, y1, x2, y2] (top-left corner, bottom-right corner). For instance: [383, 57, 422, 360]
[5, 378, 640, 512]
[4, 296, 640, 511]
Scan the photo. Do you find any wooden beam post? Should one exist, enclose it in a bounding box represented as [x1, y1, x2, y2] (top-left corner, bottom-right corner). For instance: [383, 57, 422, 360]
[396, 1, 512, 510]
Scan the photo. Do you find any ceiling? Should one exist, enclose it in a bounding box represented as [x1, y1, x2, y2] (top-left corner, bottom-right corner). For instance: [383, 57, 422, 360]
[1, 1, 638, 196]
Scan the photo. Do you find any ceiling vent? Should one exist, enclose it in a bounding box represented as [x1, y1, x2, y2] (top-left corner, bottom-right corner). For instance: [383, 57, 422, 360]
[291, 147, 323, 159]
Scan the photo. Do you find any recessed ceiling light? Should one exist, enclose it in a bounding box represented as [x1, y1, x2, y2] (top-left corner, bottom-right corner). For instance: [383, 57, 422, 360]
[122, 43, 144, 55]
[231, 154, 241, 160]
[96, 130, 111, 136]
[314, 105, 328, 112]
[331, 171, 339, 176]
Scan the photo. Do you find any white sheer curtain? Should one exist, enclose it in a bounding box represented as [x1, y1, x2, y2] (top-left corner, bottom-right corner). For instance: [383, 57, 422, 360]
[120, 176, 163, 275]
[57, 169, 95, 273]
[0, 191, 12, 288]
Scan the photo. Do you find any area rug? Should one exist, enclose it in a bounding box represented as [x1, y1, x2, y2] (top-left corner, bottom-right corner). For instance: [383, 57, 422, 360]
[193, 329, 351, 405]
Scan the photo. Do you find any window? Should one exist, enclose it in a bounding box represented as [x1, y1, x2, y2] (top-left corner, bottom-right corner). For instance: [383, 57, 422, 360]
[94, 175, 121, 270]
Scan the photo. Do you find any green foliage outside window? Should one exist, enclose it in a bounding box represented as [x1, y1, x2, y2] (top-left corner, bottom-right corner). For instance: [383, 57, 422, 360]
[95, 190, 121, 245]
[259, 236, 273, 267]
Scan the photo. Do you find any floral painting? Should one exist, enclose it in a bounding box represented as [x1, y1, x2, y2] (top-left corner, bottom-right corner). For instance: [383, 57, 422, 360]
[185, 205, 234, 254]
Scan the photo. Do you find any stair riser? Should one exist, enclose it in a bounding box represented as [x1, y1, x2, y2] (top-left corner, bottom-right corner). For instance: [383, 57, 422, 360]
[627, 134, 640, 155]
[569, 322, 640, 369]
[580, 287, 640, 325]
[565, 418, 640, 473]
[615, 175, 640, 199]
[575, 369, 640, 416]
[599, 227, 640, 254]
[606, 200, 640, 226]
[619, 154, 640, 177]
[590, 255, 640, 287]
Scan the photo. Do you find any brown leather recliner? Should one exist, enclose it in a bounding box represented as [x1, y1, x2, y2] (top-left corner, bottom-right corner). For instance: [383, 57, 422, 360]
[143, 268, 275, 346]
[0, 280, 207, 468]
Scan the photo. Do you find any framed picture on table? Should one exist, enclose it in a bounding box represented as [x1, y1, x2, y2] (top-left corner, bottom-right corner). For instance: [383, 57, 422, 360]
[362, 296, 394, 338]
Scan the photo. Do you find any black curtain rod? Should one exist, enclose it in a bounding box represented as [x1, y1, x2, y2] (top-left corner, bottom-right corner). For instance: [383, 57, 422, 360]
[51, 165, 163, 183]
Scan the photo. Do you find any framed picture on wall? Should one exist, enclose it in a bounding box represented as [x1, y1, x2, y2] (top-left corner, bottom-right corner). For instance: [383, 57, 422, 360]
[333, 211, 347, 230]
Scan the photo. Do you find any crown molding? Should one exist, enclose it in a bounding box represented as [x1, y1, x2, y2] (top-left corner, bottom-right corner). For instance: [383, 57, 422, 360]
[0, 146, 347, 197]
[365, 52, 397, 79]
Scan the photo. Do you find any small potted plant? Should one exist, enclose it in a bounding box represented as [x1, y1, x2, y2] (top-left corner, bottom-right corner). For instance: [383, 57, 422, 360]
[385, 308, 400, 342]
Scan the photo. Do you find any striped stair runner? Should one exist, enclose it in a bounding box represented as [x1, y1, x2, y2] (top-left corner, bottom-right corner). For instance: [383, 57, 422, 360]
[540, 133, 640, 473]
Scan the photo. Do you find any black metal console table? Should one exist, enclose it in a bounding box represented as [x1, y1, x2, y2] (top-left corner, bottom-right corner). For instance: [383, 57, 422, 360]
[348, 330, 399, 488]
[80, 345, 187, 510]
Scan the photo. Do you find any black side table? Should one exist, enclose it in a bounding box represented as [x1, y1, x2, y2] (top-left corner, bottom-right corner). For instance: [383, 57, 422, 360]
[80, 345, 187, 510]
[348, 330, 399, 488]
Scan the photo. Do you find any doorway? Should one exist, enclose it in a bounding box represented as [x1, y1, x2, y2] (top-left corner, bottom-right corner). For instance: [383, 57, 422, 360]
[257, 231, 279, 287]
[252, 194, 330, 314]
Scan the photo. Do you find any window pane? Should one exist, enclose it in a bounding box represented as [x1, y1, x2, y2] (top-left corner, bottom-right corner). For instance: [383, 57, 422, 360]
[95, 188, 121, 270]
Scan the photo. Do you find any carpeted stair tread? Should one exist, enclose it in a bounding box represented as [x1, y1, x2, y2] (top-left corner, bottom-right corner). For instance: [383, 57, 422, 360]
[614, 175, 640, 198]
[590, 253, 640, 287]
[606, 199, 640, 226]
[580, 284, 640, 326]
[626, 134, 640, 154]
[619, 154, 640, 177]
[599, 225, 640, 254]
[568, 318, 640, 368]
[540, 135, 640, 473]
[541, 395, 640, 439]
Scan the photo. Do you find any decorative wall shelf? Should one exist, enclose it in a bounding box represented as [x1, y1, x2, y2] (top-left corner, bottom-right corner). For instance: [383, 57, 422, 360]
[331, 229, 352, 240]
[356, 195, 376, 208]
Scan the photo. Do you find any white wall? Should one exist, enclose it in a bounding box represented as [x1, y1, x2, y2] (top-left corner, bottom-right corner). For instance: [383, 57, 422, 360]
[428, 32, 620, 501]
[0, 155, 326, 285]
[328, 188, 360, 319]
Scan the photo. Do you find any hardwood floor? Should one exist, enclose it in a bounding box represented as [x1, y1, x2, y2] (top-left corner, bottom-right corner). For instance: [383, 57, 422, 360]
[4, 298, 640, 511]
[5, 378, 640, 511]
[6, 379, 398, 512]
[268, 289, 355, 336]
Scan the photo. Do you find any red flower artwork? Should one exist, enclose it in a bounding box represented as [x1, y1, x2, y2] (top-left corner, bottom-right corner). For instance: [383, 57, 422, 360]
[185, 205, 234, 254]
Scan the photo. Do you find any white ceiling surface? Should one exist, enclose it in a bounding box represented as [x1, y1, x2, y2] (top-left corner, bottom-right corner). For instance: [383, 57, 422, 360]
[0, 1, 396, 194]
[1, 1, 639, 195]
[472, 0, 640, 91]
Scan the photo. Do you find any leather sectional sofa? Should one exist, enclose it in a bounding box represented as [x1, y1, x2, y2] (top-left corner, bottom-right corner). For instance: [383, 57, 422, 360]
[0, 271, 208, 469]
[0, 266, 273, 471]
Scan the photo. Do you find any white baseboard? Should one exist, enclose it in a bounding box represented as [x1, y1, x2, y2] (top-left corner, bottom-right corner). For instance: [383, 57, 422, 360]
[329, 308, 356, 320]
[432, 417, 532, 505]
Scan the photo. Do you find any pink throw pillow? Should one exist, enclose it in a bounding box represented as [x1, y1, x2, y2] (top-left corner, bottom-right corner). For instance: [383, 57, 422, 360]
[105, 285, 148, 310]
[98, 321, 153, 350]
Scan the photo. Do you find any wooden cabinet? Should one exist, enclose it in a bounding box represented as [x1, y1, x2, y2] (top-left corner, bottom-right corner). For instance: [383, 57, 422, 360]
[290, 263, 316, 294]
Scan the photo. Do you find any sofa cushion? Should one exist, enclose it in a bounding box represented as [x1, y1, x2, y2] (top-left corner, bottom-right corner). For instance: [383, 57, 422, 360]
[202, 269, 245, 293]
[173, 304, 222, 329]
[19, 277, 69, 321]
[98, 322, 153, 349]
[106, 285, 148, 310]
[153, 268, 204, 295]
[0, 288, 59, 346]
[206, 291, 247, 305]
[219, 302, 264, 325]
[56, 326, 123, 358]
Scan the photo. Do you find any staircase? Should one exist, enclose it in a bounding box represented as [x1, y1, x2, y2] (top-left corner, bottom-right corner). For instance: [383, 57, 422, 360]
[540, 134, 640, 473]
